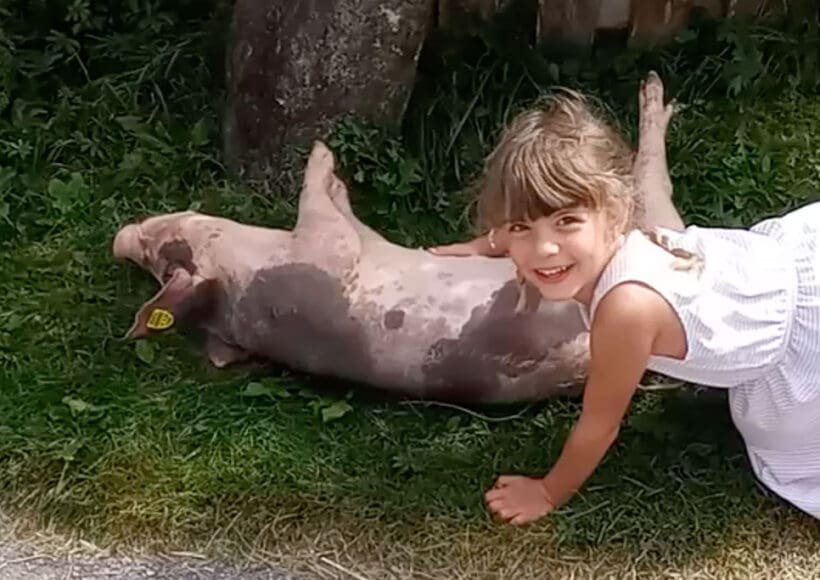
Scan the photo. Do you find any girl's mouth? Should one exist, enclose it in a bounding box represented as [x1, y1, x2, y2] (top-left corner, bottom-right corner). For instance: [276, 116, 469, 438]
[534, 265, 573, 284]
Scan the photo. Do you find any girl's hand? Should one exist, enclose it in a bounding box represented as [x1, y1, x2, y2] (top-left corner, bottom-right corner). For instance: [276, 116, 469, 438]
[484, 475, 556, 526]
[426, 229, 508, 258]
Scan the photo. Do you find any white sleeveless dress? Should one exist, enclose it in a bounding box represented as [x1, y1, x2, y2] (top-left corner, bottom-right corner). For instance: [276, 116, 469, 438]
[580, 200, 820, 520]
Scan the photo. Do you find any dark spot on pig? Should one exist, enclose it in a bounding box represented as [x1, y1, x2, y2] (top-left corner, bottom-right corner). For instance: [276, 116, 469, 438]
[437, 272, 453, 280]
[209, 232, 221, 240]
[383, 309, 405, 329]
[426, 341, 445, 364]
[422, 281, 587, 401]
[159, 240, 196, 275]
[176, 279, 226, 327]
[233, 264, 374, 382]
[519, 281, 544, 311]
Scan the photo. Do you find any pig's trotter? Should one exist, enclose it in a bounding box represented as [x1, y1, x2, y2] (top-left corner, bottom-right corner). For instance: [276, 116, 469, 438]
[292, 142, 361, 273]
[295, 141, 345, 229]
[206, 333, 250, 368]
[329, 174, 388, 245]
[633, 71, 684, 231]
[639, 70, 674, 140]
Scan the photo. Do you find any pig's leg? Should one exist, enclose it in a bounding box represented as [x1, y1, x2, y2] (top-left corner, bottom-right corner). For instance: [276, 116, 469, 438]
[633, 71, 685, 232]
[206, 333, 250, 368]
[328, 174, 389, 245]
[292, 142, 361, 273]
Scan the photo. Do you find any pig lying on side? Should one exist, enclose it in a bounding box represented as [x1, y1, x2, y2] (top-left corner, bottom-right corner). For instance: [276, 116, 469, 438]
[112, 72, 683, 403]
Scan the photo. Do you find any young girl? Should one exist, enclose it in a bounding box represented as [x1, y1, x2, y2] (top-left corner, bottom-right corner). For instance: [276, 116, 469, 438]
[429, 73, 820, 526]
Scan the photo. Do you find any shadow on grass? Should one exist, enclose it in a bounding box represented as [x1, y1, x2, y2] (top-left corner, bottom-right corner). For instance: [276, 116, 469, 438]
[2, 304, 814, 572]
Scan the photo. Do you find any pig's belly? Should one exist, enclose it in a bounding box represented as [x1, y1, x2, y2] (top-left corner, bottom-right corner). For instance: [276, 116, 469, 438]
[230, 248, 589, 402]
[347, 247, 590, 401]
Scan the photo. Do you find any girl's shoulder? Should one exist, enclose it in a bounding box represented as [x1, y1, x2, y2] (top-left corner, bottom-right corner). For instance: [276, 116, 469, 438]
[592, 279, 671, 330]
[606, 228, 690, 277]
[591, 277, 685, 360]
[582, 229, 698, 329]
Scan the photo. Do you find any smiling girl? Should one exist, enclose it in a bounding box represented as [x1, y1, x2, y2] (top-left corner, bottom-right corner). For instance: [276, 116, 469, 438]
[430, 72, 820, 525]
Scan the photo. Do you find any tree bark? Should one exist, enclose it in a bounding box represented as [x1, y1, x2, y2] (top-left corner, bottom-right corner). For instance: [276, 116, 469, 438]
[223, 0, 436, 180]
[537, 0, 602, 45]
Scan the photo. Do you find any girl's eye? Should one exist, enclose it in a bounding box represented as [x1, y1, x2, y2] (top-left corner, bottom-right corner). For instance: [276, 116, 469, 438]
[508, 223, 529, 233]
[556, 215, 580, 227]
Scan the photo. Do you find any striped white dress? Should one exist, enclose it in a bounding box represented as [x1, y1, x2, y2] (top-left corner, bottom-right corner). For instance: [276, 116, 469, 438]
[581, 200, 820, 520]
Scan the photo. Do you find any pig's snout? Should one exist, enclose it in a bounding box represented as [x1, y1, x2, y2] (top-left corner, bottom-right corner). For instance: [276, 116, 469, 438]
[113, 224, 142, 262]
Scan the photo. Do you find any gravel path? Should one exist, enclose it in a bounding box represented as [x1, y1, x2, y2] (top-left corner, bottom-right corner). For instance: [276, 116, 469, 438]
[0, 514, 310, 580]
[0, 542, 308, 580]
[0, 542, 307, 580]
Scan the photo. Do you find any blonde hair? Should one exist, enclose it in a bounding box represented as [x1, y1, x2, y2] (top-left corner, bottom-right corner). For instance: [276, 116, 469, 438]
[474, 89, 638, 239]
[471, 89, 703, 272]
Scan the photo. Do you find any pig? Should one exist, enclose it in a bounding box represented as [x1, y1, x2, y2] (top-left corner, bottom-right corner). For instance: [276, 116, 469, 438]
[112, 71, 683, 403]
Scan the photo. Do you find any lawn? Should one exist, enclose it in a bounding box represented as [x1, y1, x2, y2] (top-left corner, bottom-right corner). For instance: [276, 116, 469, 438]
[2, 4, 820, 578]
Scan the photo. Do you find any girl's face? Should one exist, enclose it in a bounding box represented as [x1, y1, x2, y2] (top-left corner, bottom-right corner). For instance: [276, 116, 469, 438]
[504, 206, 620, 305]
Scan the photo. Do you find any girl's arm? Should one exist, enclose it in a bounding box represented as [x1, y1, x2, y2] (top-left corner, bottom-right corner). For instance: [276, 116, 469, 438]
[540, 282, 663, 507]
[485, 282, 668, 525]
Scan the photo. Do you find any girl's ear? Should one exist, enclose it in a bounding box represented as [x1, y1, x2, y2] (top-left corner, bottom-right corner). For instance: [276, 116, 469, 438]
[604, 200, 631, 243]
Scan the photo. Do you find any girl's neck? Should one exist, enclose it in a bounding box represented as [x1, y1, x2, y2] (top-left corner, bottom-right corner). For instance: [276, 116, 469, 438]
[572, 233, 626, 307]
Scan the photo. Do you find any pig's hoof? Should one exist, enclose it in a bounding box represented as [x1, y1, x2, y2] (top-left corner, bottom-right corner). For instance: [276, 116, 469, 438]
[309, 140, 335, 168]
[206, 334, 250, 368]
[640, 71, 665, 112]
[639, 70, 674, 131]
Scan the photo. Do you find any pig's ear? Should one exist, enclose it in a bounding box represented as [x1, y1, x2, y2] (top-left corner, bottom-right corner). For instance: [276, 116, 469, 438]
[125, 268, 217, 340]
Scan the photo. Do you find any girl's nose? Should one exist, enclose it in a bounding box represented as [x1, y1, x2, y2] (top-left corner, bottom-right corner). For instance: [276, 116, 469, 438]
[535, 239, 560, 256]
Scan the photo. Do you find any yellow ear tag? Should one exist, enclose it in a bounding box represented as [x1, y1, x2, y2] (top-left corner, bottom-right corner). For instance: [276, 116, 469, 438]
[146, 308, 175, 330]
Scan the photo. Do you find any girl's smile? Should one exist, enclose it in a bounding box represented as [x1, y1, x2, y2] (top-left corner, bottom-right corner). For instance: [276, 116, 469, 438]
[533, 264, 574, 283]
[505, 207, 621, 305]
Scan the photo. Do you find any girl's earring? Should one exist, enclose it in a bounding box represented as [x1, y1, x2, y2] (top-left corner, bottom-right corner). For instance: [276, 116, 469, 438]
[487, 228, 497, 251]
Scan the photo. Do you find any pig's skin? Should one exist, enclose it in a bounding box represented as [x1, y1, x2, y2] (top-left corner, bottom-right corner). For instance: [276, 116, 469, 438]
[113, 72, 682, 403]
[115, 178, 591, 404]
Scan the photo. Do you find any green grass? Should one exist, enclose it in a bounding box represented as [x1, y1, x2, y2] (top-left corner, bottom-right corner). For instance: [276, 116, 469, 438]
[2, 6, 820, 577]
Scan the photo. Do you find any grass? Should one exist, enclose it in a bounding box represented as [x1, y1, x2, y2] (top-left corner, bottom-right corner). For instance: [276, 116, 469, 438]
[2, 5, 820, 577]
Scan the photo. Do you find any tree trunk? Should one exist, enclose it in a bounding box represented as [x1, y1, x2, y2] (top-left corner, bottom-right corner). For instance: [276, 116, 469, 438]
[222, 0, 815, 185]
[223, 0, 436, 180]
[537, 0, 602, 45]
